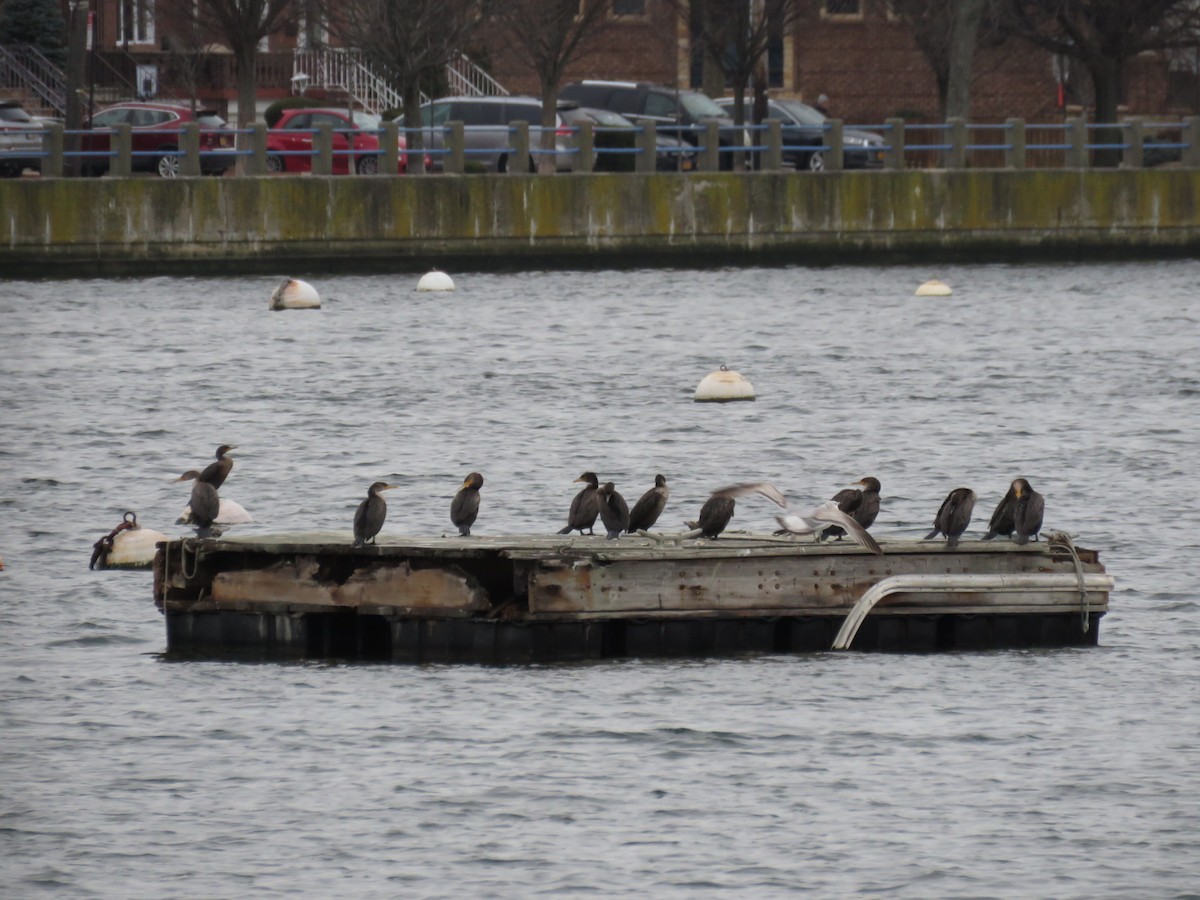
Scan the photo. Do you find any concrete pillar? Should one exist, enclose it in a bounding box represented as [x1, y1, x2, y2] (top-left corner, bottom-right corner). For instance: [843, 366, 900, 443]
[1123, 120, 1144, 169]
[946, 117, 967, 169]
[826, 119, 844, 172]
[1068, 117, 1089, 168]
[1184, 117, 1200, 168]
[636, 119, 656, 173]
[112, 123, 132, 177]
[446, 121, 465, 174]
[42, 123, 63, 177]
[248, 124, 267, 175]
[180, 123, 201, 176]
[382, 120, 399, 175]
[575, 119, 594, 173]
[1005, 118, 1026, 169]
[764, 119, 782, 171]
[509, 121, 529, 174]
[313, 122, 333, 175]
[885, 118, 905, 170]
[700, 120, 720, 172]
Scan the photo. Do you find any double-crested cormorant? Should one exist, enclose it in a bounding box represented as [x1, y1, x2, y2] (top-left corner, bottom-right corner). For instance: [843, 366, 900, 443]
[558, 472, 600, 535]
[627, 474, 669, 533]
[596, 482, 630, 539]
[821, 476, 881, 541]
[451, 472, 484, 536]
[924, 487, 976, 548]
[688, 492, 737, 538]
[699, 482, 883, 554]
[354, 481, 397, 547]
[198, 444, 236, 489]
[174, 470, 221, 537]
[983, 478, 1044, 544]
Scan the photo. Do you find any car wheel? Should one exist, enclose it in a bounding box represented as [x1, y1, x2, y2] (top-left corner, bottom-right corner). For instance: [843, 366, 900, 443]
[807, 151, 825, 173]
[155, 150, 181, 178]
[356, 155, 379, 175]
[265, 154, 285, 174]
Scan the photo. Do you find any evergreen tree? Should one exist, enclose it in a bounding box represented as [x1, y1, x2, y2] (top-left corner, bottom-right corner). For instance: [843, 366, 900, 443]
[0, 0, 68, 67]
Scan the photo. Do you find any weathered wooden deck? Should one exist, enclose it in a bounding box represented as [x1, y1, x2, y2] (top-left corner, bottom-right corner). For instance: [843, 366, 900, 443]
[154, 531, 1111, 662]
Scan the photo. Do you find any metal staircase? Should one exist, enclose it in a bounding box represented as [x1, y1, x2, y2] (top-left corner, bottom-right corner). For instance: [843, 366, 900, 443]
[0, 44, 67, 117]
[291, 48, 507, 114]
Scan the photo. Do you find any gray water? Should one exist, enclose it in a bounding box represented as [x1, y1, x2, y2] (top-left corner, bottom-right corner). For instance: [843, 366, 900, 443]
[1, 262, 1198, 897]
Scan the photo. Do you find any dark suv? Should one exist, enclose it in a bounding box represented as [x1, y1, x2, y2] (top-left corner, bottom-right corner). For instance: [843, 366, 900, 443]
[558, 81, 745, 170]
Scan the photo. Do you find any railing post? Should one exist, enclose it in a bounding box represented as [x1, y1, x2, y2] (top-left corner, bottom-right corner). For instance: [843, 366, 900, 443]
[575, 120, 594, 173]
[313, 122, 333, 175]
[42, 123, 63, 178]
[382, 120, 399, 175]
[826, 119, 844, 171]
[1123, 120, 1144, 169]
[509, 121, 529, 174]
[113, 123, 132, 177]
[1184, 117, 1200, 168]
[1005, 117, 1026, 169]
[181, 123, 201, 176]
[1068, 117, 1089, 168]
[946, 116, 967, 169]
[249, 124, 267, 175]
[700, 120, 720, 172]
[885, 117, 905, 169]
[446, 121, 465, 174]
[635, 119, 656, 173]
[764, 119, 782, 171]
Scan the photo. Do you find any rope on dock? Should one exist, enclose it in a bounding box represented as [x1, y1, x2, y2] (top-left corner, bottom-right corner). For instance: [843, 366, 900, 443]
[181, 540, 202, 580]
[1047, 531, 1089, 634]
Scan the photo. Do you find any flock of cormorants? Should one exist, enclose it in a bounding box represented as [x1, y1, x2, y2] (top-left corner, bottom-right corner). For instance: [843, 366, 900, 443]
[175, 445, 1047, 554]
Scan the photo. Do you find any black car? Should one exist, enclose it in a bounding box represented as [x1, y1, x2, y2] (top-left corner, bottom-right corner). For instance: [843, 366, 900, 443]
[555, 102, 697, 172]
[558, 81, 745, 170]
[716, 97, 885, 171]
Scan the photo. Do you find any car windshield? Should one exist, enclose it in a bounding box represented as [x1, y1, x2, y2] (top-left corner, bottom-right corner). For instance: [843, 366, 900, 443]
[352, 111, 381, 129]
[0, 105, 33, 123]
[776, 100, 826, 126]
[196, 113, 226, 128]
[680, 92, 727, 119]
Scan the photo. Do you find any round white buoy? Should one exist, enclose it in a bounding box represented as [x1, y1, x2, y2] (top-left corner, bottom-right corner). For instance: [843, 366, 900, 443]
[694, 365, 756, 403]
[104, 525, 169, 569]
[178, 498, 254, 526]
[269, 277, 321, 310]
[915, 278, 953, 297]
[417, 269, 456, 292]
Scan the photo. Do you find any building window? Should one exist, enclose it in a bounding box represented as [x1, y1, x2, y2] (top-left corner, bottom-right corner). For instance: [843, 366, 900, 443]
[119, 0, 155, 46]
[822, 0, 862, 18]
[613, 0, 646, 15]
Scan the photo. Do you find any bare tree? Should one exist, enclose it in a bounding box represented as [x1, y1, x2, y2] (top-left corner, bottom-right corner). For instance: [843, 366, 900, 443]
[162, 6, 217, 113]
[487, 0, 613, 173]
[999, 0, 1200, 163]
[323, 0, 483, 156]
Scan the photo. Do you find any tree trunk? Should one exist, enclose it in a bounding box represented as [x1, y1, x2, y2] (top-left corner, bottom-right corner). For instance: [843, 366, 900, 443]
[1088, 56, 1123, 167]
[63, 1, 89, 177]
[234, 43, 258, 176]
[402, 81, 423, 173]
[945, 0, 986, 120]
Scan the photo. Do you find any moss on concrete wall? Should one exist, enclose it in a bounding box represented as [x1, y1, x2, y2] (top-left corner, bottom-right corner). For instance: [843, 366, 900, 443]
[2, 169, 1198, 276]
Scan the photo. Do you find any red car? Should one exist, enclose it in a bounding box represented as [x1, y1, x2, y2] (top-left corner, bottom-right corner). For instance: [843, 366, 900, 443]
[266, 108, 407, 174]
[81, 101, 235, 177]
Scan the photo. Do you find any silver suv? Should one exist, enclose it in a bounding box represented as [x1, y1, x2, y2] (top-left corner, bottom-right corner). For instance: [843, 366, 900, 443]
[0, 101, 43, 177]
[409, 96, 576, 173]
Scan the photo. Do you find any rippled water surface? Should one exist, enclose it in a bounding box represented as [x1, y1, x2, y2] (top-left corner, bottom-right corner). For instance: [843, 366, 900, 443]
[2, 262, 1199, 897]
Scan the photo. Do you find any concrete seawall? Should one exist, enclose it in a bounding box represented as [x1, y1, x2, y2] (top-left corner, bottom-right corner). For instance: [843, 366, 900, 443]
[2, 169, 1199, 276]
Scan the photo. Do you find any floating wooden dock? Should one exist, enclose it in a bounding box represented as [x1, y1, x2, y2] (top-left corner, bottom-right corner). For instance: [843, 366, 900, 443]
[153, 532, 1112, 662]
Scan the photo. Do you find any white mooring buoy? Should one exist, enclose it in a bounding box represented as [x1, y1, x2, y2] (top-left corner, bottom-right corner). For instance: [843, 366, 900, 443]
[694, 365, 756, 403]
[915, 278, 953, 297]
[178, 498, 254, 527]
[417, 269, 456, 292]
[269, 277, 321, 310]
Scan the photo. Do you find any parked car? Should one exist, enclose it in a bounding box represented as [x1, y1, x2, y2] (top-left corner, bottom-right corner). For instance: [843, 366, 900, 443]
[558, 81, 746, 170]
[404, 96, 576, 173]
[556, 102, 698, 172]
[715, 97, 885, 171]
[266, 107, 408, 175]
[0, 100, 44, 177]
[80, 102, 235, 177]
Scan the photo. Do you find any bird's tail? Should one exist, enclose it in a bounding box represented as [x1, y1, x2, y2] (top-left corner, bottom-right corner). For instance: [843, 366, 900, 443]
[923, 529, 940, 540]
[557, 525, 574, 535]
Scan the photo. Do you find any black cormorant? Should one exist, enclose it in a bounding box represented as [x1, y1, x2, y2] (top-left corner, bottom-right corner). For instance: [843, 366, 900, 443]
[821, 476, 881, 541]
[1012, 478, 1045, 544]
[451, 472, 484, 536]
[174, 469, 220, 537]
[924, 487, 976, 548]
[558, 472, 600, 535]
[596, 482, 630, 539]
[198, 444, 236, 489]
[354, 481, 397, 547]
[626, 474, 669, 533]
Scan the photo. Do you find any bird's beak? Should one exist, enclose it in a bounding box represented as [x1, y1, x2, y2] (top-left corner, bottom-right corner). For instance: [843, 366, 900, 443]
[1014, 483, 1023, 498]
[460, 478, 472, 489]
[384, 484, 399, 491]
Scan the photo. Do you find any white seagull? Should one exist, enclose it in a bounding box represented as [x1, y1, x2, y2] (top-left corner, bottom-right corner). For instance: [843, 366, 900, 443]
[711, 482, 883, 555]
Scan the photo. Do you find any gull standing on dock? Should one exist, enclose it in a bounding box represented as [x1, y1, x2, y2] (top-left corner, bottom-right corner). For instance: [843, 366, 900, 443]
[174, 470, 221, 538]
[924, 487, 976, 548]
[596, 482, 630, 539]
[354, 481, 398, 547]
[821, 476, 880, 542]
[626, 474, 669, 533]
[558, 472, 600, 535]
[451, 472, 484, 536]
